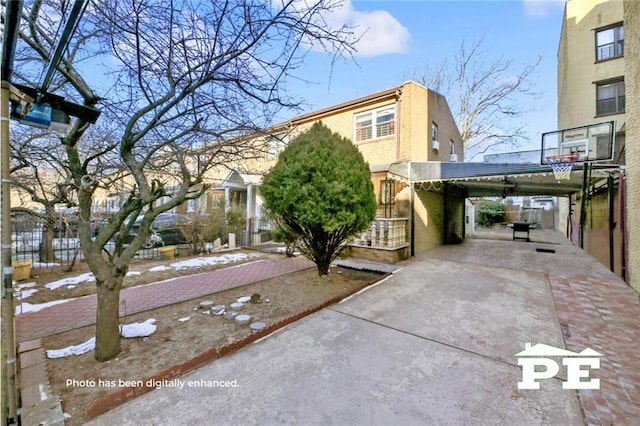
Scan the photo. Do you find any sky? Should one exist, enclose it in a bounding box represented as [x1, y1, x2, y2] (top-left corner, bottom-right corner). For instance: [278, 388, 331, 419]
[280, 0, 566, 158]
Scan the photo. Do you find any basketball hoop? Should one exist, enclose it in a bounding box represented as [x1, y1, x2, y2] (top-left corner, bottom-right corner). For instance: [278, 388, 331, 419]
[545, 154, 580, 180]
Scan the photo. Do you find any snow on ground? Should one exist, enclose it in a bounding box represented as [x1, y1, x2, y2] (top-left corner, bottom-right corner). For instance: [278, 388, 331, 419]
[18, 288, 38, 299]
[15, 282, 38, 300]
[126, 271, 142, 277]
[170, 253, 255, 270]
[149, 265, 169, 272]
[32, 261, 61, 268]
[45, 272, 96, 290]
[120, 318, 157, 338]
[46, 319, 157, 358]
[46, 337, 96, 359]
[16, 298, 75, 315]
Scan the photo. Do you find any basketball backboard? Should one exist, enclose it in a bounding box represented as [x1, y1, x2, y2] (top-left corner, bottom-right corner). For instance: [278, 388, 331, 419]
[541, 121, 615, 165]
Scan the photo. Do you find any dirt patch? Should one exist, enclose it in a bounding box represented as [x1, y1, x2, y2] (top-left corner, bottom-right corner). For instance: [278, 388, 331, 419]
[42, 265, 382, 425]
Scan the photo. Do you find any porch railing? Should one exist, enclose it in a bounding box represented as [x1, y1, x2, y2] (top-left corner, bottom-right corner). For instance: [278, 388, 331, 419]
[353, 218, 409, 249]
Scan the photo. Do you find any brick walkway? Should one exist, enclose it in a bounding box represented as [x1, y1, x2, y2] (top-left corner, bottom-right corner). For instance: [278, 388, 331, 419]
[549, 273, 640, 425]
[15, 257, 313, 342]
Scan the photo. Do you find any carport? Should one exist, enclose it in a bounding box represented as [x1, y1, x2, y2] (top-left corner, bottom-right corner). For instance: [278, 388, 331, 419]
[407, 161, 622, 270]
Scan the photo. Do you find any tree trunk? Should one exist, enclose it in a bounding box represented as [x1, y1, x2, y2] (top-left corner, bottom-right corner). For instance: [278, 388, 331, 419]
[94, 276, 123, 361]
[316, 256, 331, 276]
[40, 208, 58, 262]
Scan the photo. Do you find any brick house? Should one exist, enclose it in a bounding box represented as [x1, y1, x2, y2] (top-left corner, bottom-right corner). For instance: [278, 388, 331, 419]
[213, 81, 464, 261]
[80, 81, 464, 262]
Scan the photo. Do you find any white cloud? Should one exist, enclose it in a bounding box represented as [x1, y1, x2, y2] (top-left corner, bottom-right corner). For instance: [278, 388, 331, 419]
[523, 0, 565, 18]
[274, 0, 409, 57]
[327, 0, 409, 57]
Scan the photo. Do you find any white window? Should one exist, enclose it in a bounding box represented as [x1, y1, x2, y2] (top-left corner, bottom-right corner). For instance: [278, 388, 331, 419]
[431, 122, 438, 142]
[596, 24, 624, 61]
[450, 140, 455, 155]
[354, 106, 395, 142]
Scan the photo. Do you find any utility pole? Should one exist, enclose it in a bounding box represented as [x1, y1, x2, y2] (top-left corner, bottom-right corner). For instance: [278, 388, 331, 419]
[2, 1, 24, 423]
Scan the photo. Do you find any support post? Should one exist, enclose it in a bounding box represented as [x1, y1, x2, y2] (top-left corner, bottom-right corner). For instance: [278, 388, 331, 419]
[579, 163, 589, 249]
[1, 81, 18, 424]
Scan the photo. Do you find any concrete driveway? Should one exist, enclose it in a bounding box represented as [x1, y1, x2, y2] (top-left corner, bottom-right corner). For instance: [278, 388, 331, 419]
[86, 233, 597, 425]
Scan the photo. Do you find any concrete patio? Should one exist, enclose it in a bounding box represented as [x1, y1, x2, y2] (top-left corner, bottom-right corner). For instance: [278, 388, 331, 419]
[85, 230, 640, 425]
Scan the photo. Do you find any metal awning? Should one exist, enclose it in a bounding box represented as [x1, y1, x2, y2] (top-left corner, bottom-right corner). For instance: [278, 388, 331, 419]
[409, 162, 621, 197]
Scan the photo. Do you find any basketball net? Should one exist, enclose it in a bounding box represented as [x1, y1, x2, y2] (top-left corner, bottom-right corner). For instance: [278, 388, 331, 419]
[545, 154, 579, 180]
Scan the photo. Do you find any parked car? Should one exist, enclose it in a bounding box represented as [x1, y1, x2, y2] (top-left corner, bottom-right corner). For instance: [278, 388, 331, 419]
[122, 213, 191, 248]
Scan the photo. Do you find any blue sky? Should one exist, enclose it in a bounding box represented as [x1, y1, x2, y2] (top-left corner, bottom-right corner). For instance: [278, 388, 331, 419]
[282, 0, 566, 157]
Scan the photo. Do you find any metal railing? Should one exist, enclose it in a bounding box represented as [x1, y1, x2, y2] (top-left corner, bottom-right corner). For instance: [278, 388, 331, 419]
[10, 216, 277, 271]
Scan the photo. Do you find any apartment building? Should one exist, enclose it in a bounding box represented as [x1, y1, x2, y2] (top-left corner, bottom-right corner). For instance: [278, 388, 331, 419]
[557, 0, 630, 280]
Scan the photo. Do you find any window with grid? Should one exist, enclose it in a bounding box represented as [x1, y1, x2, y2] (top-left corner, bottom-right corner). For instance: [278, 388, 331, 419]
[596, 79, 625, 115]
[596, 24, 624, 61]
[354, 106, 395, 142]
[376, 107, 395, 137]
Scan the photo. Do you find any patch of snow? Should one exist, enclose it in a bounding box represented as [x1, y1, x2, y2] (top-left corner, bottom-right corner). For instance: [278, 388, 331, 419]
[16, 298, 75, 315]
[63, 413, 72, 420]
[168, 253, 254, 271]
[149, 265, 169, 272]
[32, 262, 61, 268]
[120, 318, 156, 338]
[45, 319, 157, 359]
[178, 316, 191, 322]
[46, 337, 95, 359]
[18, 289, 38, 299]
[237, 296, 251, 303]
[16, 282, 37, 289]
[45, 272, 95, 290]
[126, 271, 142, 277]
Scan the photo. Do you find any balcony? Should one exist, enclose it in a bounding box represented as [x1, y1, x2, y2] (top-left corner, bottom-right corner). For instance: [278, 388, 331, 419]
[349, 218, 410, 264]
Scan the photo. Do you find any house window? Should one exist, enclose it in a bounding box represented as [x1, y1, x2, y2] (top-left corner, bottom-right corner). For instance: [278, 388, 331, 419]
[376, 107, 395, 137]
[450, 140, 455, 155]
[431, 123, 438, 142]
[596, 24, 624, 61]
[354, 106, 395, 142]
[596, 79, 625, 115]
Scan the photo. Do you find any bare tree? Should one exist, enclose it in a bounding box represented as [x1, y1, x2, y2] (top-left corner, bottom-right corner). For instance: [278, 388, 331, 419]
[10, 129, 75, 264]
[407, 37, 541, 160]
[13, 0, 356, 361]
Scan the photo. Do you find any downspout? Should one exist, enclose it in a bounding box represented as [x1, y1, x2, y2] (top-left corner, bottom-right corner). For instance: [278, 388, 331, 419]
[608, 174, 615, 273]
[409, 161, 415, 256]
[619, 169, 628, 282]
[395, 89, 402, 161]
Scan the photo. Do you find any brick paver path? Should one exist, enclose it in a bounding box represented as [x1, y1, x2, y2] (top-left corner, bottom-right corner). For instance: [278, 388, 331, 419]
[15, 257, 313, 342]
[549, 273, 640, 425]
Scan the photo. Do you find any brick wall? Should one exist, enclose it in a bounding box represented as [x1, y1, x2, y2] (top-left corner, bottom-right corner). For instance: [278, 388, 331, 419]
[413, 189, 444, 253]
[624, 0, 640, 292]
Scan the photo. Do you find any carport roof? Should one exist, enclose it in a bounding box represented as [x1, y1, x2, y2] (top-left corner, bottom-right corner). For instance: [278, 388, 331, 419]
[409, 161, 621, 197]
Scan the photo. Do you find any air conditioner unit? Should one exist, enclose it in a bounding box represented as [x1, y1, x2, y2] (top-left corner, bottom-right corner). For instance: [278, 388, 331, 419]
[450, 153, 459, 162]
[432, 140, 439, 151]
